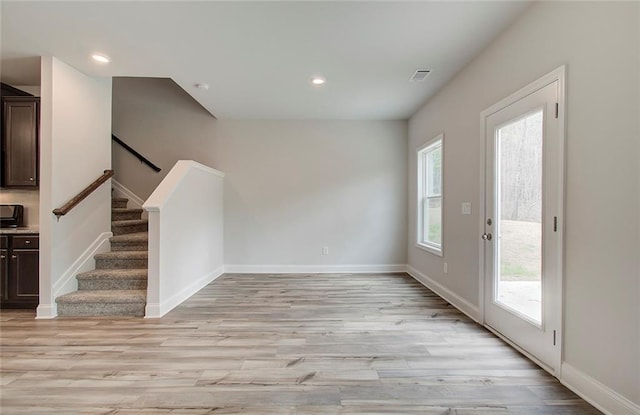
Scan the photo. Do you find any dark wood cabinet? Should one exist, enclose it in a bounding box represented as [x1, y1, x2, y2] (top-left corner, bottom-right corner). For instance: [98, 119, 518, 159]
[1, 97, 40, 188]
[0, 237, 8, 303]
[0, 234, 38, 309]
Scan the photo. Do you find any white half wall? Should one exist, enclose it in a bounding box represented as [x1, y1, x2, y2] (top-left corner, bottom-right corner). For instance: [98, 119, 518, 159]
[143, 160, 224, 318]
[38, 57, 112, 318]
[216, 120, 408, 268]
[407, 1, 639, 411]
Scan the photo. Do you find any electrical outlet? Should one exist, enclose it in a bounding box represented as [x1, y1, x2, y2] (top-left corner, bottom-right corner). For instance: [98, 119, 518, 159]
[444, 262, 448, 274]
[322, 247, 329, 255]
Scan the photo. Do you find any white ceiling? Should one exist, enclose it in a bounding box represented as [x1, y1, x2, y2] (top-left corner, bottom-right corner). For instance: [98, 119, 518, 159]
[1, 1, 530, 120]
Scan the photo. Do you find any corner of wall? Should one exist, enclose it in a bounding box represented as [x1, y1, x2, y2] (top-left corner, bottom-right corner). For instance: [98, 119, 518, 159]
[406, 265, 480, 323]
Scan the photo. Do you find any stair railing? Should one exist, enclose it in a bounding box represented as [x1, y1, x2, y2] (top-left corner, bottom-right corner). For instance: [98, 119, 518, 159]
[52, 169, 114, 219]
[112, 134, 161, 172]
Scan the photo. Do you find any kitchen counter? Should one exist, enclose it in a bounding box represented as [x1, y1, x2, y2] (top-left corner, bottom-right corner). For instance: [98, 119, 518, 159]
[0, 227, 39, 235]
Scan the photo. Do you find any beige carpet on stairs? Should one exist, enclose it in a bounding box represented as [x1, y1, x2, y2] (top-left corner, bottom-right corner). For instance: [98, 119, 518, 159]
[55, 196, 149, 317]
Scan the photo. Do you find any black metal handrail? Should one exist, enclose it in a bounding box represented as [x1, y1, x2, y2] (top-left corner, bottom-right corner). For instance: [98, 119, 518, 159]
[112, 134, 161, 172]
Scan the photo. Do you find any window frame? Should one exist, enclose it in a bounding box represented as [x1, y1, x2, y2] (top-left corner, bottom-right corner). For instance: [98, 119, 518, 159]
[416, 133, 444, 256]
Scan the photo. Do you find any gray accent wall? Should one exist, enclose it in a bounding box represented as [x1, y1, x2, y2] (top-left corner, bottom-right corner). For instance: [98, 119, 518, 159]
[112, 77, 217, 200]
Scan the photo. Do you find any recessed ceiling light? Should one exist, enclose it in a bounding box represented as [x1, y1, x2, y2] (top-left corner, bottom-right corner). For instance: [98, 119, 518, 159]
[91, 54, 110, 63]
[311, 76, 326, 86]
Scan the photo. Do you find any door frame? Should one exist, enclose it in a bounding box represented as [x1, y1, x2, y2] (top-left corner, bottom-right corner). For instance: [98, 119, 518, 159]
[478, 65, 566, 376]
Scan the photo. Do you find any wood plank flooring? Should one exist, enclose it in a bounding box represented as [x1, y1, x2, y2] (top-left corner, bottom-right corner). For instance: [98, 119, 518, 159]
[1, 273, 600, 414]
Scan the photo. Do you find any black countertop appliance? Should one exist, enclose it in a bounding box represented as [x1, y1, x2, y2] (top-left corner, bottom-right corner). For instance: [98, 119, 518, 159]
[0, 205, 25, 228]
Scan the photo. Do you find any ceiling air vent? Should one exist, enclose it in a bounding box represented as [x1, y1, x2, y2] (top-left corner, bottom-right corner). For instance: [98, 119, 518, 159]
[410, 70, 431, 82]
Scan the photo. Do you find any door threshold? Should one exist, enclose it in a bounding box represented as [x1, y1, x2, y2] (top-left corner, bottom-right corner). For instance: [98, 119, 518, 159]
[484, 323, 557, 378]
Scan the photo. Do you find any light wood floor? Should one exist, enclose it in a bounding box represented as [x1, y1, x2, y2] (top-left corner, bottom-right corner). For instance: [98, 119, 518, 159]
[1, 273, 600, 414]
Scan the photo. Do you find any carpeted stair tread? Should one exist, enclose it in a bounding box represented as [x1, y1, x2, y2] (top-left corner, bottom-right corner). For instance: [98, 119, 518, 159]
[54, 195, 149, 317]
[56, 289, 146, 304]
[110, 232, 148, 243]
[94, 250, 148, 270]
[77, 269, 148, 280]
[109, 231, 148, 251]
[76, 269, 147, 291]
[112, 208, 144, 221]
[111, 198, 129, 209]
[112, 219, 148, 227]
[112, 208, 143, 213]
[94, 251, 148, 260]
[111, 219, 149, 236]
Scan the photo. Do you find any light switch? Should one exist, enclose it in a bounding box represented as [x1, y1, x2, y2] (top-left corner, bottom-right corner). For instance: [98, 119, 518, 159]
[462, 202, 472, 215]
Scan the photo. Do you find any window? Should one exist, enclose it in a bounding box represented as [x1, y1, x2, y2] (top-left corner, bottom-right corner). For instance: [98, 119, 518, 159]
[417, 134, 443, 255]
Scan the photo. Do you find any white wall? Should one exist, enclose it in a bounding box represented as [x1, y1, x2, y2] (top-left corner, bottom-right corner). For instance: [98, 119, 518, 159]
[112, 77, 216, 199]
[407, 1, 639, 412]
[216, 120, 408, 271]
[38, 57, 112, 317]
[143, 160, 224, 317]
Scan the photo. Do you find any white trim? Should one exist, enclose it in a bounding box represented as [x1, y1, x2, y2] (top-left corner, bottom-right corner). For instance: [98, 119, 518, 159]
[555, 65, 567, 375]
[406, 265, 480, 323]
[144, 266, 224, 318]
[224, 264, 407, 274]
[36, 303, 57, 319]
[561, 362, 640, 415]
[36, 232, 112, 319]
[416, 134, 443, 155]
[52, 231, 113, 299]
[481, 66, 566, 118]
[478, 88, 488, 325]
[111, 179, 146, 210]
[416, 133, 444, 257]
[143, 160, 224, 212]
[145, 211, 160, 317]
[478, 65, 566, 373]
[484, 323, 555, 376]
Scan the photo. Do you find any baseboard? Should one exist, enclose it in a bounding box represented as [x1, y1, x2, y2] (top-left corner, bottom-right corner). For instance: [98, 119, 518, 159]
[223, 264, 407, 274]
[52, 232, 113, 299]
[560, 362, 640, 415]
[112, 179, 146, 212]
[36, 303, 57, 319]
[406, 265, 480, 323]
[145, 265, 225, 318]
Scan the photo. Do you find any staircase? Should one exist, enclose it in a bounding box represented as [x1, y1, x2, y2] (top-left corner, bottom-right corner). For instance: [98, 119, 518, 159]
[55, 197, 148, 317]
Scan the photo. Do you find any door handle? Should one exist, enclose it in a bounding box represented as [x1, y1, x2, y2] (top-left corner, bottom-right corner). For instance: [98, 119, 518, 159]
[481, 233, 492, 241]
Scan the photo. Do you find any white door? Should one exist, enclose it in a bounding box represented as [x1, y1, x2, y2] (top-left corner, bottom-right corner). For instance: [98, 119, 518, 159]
[481, 69, 564, 373]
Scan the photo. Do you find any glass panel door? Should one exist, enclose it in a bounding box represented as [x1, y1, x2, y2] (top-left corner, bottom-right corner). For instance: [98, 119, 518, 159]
[496, 110, 543, 325]
[482, 71, 564, 373]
